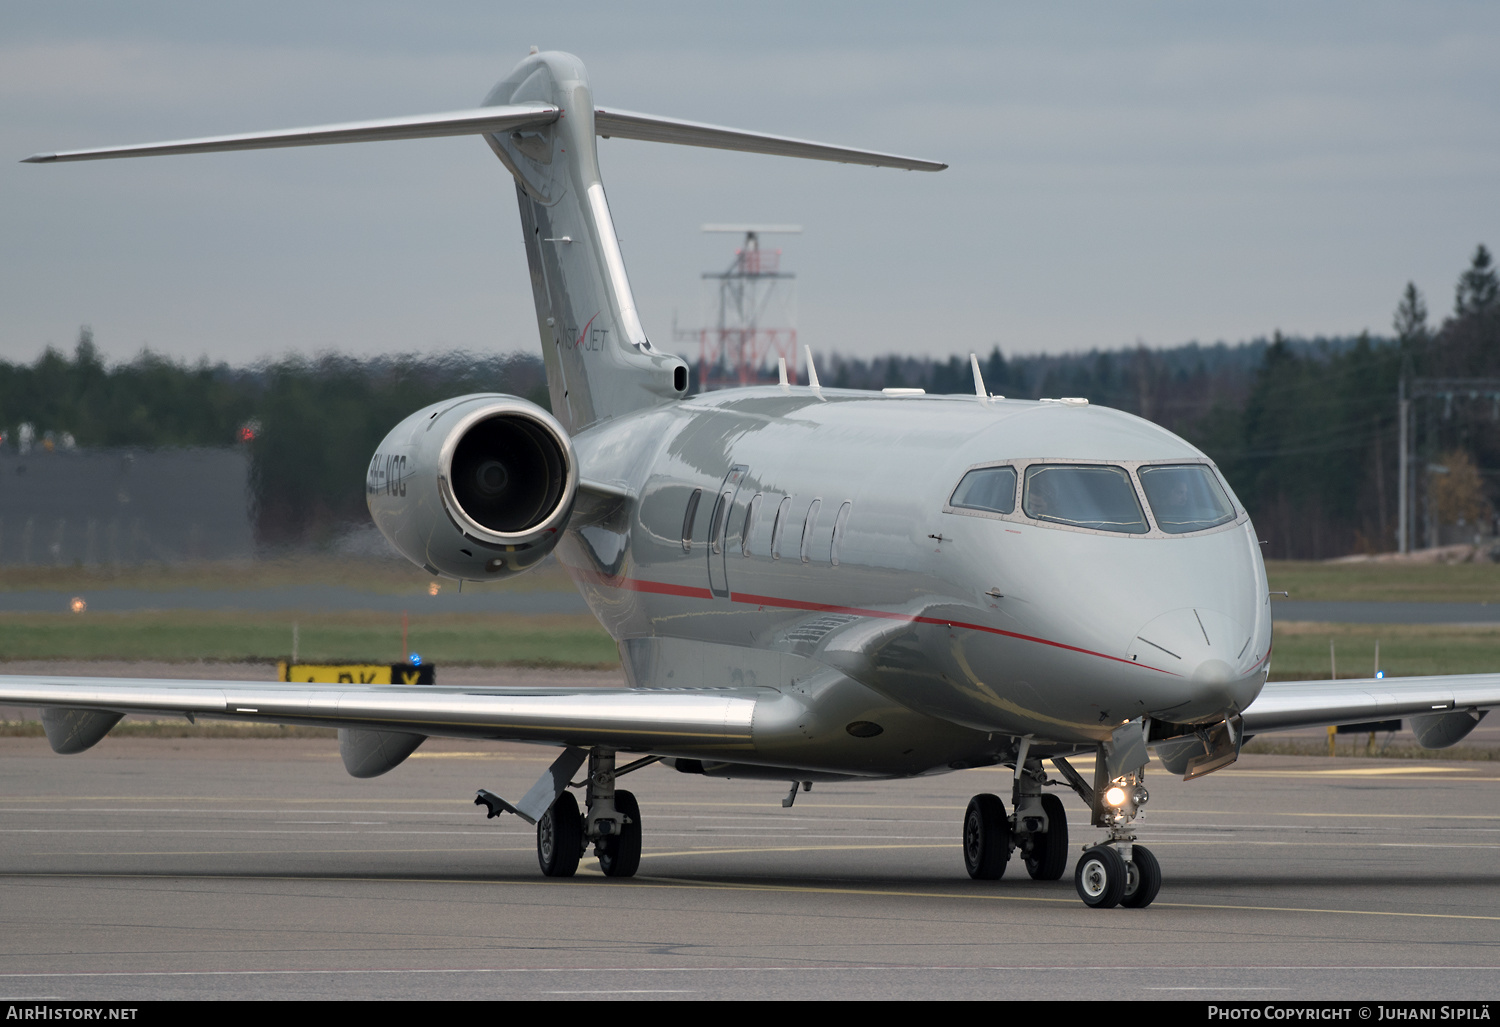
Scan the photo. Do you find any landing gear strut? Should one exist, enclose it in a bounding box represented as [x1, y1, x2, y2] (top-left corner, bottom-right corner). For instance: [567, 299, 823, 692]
[534, 748, 645, 879]
[1055, 738, 1161, 910]
[1013, 757, 1069, 881]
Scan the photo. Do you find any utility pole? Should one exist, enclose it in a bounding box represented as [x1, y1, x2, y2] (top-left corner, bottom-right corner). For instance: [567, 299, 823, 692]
[1398, 376, 1409, 554]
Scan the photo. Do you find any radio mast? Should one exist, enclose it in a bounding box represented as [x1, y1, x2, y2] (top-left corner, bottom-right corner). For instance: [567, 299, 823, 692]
[676, 224, 800, 392]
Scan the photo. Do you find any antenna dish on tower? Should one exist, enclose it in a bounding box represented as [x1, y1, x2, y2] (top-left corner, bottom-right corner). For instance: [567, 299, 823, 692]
[701, 224, 803, 234]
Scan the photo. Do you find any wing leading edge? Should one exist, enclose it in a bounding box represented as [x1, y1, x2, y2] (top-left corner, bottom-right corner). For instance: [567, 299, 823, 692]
[1241, 672, 1500, 738]
[0, 674, 757, 754]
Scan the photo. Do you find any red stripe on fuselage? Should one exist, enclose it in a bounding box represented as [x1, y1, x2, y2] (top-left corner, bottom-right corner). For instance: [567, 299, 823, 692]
[567, 569, 1182, 677]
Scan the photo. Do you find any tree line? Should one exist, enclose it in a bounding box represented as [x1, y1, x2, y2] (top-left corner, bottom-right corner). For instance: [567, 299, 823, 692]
[0, 342, 548, 545]
[2, 245, 1494, 557]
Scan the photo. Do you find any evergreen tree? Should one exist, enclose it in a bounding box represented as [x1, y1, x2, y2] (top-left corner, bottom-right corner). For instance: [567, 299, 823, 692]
[1455, 244, 1498, 318]
[1393, 282, 1429, 346]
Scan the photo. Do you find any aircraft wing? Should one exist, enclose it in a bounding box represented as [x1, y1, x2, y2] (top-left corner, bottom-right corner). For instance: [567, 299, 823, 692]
[1241, 672, 1500, 743]
[0, 674, 758, 754]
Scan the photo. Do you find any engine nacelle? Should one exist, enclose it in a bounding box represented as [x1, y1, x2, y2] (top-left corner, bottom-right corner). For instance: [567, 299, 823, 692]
[366, 394, 578, 580]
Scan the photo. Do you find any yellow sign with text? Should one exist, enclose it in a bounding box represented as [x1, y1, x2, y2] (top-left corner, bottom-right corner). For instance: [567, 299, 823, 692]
[277, 662, 434, 685]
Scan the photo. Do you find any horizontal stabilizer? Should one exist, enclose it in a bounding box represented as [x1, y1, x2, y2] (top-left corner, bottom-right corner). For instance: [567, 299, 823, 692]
[593, 107, 946, 171]
[22, 105, 560, 163]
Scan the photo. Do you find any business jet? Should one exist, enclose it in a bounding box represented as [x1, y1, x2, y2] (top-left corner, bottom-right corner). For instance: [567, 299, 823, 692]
[10, 50, 1498, 908]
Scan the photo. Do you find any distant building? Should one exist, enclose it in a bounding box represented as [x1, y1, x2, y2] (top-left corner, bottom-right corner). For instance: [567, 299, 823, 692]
[0, 448, 253, 565]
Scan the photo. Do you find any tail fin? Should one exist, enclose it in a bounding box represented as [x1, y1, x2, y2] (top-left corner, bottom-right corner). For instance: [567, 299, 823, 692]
[23, 49, 944, 433]
[481, 52, 684, 433]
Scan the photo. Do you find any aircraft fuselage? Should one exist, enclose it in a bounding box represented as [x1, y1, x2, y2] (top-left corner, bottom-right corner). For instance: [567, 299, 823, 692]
[558, 386, 1272, 776]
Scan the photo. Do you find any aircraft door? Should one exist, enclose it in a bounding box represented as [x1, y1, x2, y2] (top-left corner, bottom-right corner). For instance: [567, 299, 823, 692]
[707, 464, 750, 598]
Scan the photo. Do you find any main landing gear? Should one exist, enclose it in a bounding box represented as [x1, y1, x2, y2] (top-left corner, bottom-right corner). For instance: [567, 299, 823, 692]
[537, 749, 644, 878]
[963, 756, 1069, 883]
[478, 747, 652, 879]
[963, 738, 1161, 909]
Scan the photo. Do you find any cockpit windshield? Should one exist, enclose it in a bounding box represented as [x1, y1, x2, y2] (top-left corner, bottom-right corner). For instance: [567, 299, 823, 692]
[1138, 464, 1236, 534]
[950, 466, 1017, 515]
[1022, 464, 1149, 534]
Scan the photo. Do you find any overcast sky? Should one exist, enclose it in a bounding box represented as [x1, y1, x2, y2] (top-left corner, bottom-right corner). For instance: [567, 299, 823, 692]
[2, 2, 1497, 367]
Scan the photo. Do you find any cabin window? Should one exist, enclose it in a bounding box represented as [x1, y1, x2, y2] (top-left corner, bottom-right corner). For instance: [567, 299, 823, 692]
[950, 467, 1017, 515]
[742, 493, 762, 557]
[770, 496, 792, 560]
[800, 499, 822, 563]
[1138, 464, 1236, 534]
[681, 488, 702, 552]
[831, 502, 852, 566]
[1022, 464, 1148, 534]
[709, 490, 731, 554]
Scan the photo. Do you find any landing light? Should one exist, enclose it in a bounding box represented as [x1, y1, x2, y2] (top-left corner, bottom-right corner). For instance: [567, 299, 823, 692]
[1104, 785, 1127, 807]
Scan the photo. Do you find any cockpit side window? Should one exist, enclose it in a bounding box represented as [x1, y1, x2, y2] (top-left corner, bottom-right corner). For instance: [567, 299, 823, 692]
[1022, 464, 1149, 534]
[950, 466, 1017, 515]
[1138, 464, 1236, 534]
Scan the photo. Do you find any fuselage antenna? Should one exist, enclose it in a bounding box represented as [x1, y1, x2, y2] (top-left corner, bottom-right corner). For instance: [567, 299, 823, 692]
[804, 345, 821, 390]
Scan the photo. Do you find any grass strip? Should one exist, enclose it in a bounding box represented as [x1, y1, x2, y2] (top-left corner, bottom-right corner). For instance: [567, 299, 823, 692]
[1267, 621, 1500, 680]
[1265, 559, 1500, 603]
[0, 555, 579, 596]
[0, 610, 618, 667]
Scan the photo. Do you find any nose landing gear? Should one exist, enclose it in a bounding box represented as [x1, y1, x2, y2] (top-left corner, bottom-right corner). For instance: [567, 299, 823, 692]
[1054, 744, 1160, 909]
[964, 728, 1162, 909]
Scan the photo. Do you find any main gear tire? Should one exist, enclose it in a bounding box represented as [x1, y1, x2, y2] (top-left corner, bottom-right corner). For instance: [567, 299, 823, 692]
[963, 793, 1010, 880]
[598, 789, 642, 878]
[537, 791, 582, 878]
[1023, 793, 1070, 881]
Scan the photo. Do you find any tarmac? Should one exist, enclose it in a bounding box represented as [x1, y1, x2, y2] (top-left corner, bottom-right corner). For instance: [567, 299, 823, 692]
[2, 732, 1499, 1001]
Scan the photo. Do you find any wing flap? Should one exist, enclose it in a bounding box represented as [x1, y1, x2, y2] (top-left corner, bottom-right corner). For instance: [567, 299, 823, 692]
[0, 675, 757, 752]
[22, 104, 560, 163]
[593, 107, 947, 171]
[1241, 673, 1500, 734]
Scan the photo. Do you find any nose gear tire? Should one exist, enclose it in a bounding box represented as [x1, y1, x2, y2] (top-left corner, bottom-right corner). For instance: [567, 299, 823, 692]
[537, 791, 582, 878]
[1023, 793, 1069, 881]
[1119, 844, 1161, 908]
[963, 793, 1010, 880]
[1074, 845, 1126, 908]
[598, 788, 642, 878]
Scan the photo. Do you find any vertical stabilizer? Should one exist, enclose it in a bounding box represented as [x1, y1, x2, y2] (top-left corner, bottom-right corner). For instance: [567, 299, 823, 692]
[24, 48, 943, 432]
[482, 52, 688, 433]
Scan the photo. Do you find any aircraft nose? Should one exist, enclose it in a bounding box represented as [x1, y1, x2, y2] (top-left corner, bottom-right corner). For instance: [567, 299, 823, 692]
[1127, 607, 1260, 721]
